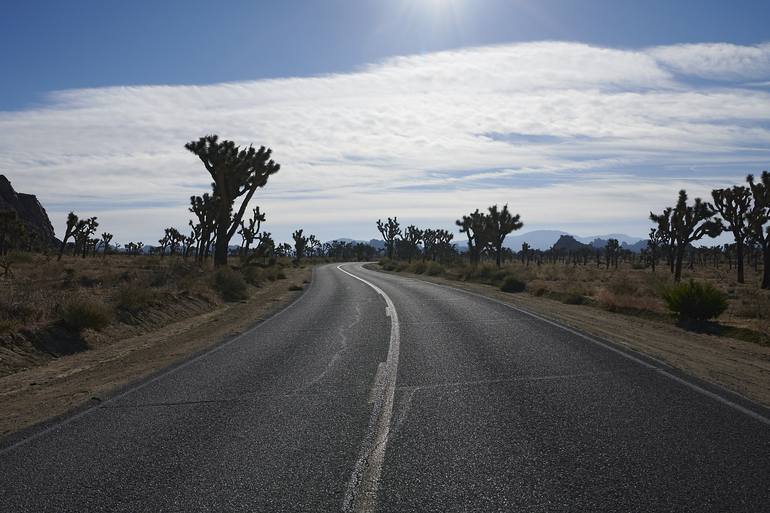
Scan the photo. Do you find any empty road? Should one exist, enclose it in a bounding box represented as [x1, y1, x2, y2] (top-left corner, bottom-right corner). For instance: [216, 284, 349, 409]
[2, 263, 769, 512]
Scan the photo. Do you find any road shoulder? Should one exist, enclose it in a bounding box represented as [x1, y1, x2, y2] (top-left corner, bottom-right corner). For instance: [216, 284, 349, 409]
[0, 266, 311, 441]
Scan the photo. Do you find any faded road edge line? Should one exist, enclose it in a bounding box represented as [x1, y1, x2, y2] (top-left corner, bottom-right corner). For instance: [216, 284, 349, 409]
[338, 264, 401, 513]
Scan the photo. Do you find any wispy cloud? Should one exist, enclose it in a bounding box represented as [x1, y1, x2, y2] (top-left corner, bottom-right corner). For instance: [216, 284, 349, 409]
[1, 41, 768, 242]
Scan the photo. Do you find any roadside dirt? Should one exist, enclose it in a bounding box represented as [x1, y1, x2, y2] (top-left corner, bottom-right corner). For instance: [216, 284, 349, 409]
[0, 267, 311, 438]
[375, 267, 770, 408]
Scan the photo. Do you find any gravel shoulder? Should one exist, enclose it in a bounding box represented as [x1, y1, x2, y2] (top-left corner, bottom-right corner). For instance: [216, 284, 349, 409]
[0, 266, 311, 438]
[371, 266, 770, 408]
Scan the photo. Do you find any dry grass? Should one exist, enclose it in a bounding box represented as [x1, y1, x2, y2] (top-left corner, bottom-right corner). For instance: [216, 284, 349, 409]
[0, 253, 300, 377]
[383, 258, 770, 342]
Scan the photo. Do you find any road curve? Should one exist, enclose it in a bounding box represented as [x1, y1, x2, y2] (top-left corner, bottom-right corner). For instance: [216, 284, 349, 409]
[1, 263, 769, 512]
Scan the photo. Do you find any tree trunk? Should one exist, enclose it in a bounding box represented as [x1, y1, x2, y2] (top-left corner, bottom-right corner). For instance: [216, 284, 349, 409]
[736, 242, 745, 284]
[214, 221, 229, 266]
[762, 244, 770, 290]
[674, 247, 685, 282]
[495, 245, 502, 268]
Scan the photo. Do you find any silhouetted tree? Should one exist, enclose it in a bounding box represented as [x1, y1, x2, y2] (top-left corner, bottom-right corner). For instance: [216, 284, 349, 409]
[189, 193, 217, 262]
[647, 227, 664, 272]
[377, 217, 402, 259]
[747, 171, 770, 289]
[57, 212, 79, 261]
[668, 190, 722, 281]
[293, 229, 309, 263]
[185, 135, 280, 266]
[649, 207, 674, 274]
[456, 209, 489, 265]
[712, 185, 752, 283]
[100, 232, 113, 257]
[403, 225, 423, 263]
[486, 204, 523, 268]
[605, 238, 620, 269]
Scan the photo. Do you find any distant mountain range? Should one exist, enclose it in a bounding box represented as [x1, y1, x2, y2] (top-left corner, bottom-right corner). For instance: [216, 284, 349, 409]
[501, 230, 644, 251]
[337, 230, 647, 254]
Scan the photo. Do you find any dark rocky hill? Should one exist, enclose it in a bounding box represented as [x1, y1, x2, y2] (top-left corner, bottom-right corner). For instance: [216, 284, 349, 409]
[0, 175, 57, 246]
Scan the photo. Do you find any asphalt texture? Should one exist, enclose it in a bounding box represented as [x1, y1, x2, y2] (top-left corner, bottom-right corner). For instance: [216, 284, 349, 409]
[1, 263, 769, 512]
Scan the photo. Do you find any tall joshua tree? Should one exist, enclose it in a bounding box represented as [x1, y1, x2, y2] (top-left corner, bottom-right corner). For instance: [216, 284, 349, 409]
[747, 171, 770, 289]
[486, 204, 523, 268]
[712, 185, 752, 283]
[376, 217, 402, 260]
[185, 135, 280, 266]
[669, 190, 722, 281]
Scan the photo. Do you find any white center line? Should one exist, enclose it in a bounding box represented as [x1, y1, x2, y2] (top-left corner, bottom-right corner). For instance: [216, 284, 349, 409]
[338, 264, 401, 513]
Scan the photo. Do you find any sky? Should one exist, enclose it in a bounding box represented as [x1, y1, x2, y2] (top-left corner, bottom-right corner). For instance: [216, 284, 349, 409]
[1, 0, 769, 245]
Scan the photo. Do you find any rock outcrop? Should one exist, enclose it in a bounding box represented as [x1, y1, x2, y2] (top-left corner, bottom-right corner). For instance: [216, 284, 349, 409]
[0, 175, 57, 246]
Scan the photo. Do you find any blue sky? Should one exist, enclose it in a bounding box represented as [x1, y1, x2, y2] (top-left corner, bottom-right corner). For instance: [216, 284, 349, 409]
[2, 0, 770, 244]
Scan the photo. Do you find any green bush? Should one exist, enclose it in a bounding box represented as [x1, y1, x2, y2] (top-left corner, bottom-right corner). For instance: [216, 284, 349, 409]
[214, 267, 249, 302]
[500, 275, 526, 293]
[662, 280, 727, 321]
[60, 297, 113, 331]
[115, 284, 158, 314]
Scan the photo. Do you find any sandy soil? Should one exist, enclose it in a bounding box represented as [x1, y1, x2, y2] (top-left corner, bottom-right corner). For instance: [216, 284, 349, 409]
[377, 268, 770, 408]
[0, 267, 311, 438]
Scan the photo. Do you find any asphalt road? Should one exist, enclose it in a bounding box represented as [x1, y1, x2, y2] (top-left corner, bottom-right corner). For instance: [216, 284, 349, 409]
[2, 263, 769, 512]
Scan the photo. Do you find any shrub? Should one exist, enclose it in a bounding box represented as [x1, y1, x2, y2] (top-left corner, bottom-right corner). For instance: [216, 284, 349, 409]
[662, 280, 727, 321]
[380, 260, 397, 271]
[425, 261, 444, 276]
[607, 273, 638, 296]
[500, 275, 526, 293]
[60, 297, 113, 331]
[411, 261, 427, 274]
[213, 267, 249, 302]
[241, 265, 264, 286]
[288, 284, 303, 291]
[115, 284, 158, 314]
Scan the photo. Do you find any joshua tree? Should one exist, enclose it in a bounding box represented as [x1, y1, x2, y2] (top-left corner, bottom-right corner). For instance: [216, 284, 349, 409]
[100, 232, 113, 257]
[185, 135, 280, 266]
[649, 207, 674, 274]
[402, 225, 423, 263]
[293, 229, 309, 263]
[521, 242, 531, 265]
[486, 204, 523, 268]
[712, 185, 752, 283]
[238, 206, 266, 258]
[376, 217, 402, 260]
[73, 217, 98, 258]
[58, 212, 79, 261]
[605, 238, 620, 269]
[747, 171, 770, 289]
[456, 209, 489, 265]
[668, 190, 722, 281]
[189, 193, 217, 262]
[647, 227, 664, 272]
